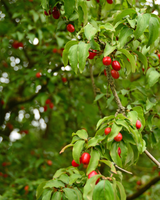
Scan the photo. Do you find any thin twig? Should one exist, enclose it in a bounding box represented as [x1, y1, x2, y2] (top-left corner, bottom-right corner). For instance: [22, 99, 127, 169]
[114, 163, 133, 175]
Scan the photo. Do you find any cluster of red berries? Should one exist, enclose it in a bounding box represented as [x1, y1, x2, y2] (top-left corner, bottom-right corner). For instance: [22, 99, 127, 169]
[44, 99, 54, 112]
[12, 41, 23, 49]
[104, 120, 141, 157]
[44, 6, 60, 19]
[72, 152, 99, 184]
[103, 56, 121, 79]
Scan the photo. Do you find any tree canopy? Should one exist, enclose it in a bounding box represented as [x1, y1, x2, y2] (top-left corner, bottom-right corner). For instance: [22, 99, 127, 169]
[1, 0, 160, 199]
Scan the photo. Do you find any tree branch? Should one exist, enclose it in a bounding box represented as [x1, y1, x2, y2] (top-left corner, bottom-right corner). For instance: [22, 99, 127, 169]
[127, 176, 160, 200]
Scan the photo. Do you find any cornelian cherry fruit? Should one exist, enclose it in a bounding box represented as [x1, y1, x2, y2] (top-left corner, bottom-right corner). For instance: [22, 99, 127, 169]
[114, 132, 122, 142]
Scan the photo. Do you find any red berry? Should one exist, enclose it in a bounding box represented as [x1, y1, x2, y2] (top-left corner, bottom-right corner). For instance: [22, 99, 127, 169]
[45, 99, 51, 104]
[104, 127, 111, 135]
[80, 153, 91, 165]
[24, 130, 29, 134]
[2, 162, 7, 167]
[53, 48, 57, 53]
[118, 147, 121, 157]
[1, 100, 4, 105]
[142, 68, 145, 72]
[72, 160, 80, 167]
[47, 160, 52, 166]
[24, 185, 29, 191]
[62, 77, 67, 83]
[3, 174, 8, 178]
[107, 0, 113, 4]
[18, 42, 24, 48]
[102, 56, 112, 66]
[36, 72, 41, 78]
[136, 120, 141, 129]
[158, 54, 160, 60]
[49, 103, 54, 109]
[114, 132, 123, 142]
[96, 0, 100, 2]
[52, 7, 60, 19]
[136, 180, 142, 186]
[159, 171, 160, 176]
[112, 61, 121, 71]
[111, 69, 119, 79]
[88, 171, 99, 184]
[44, 11, 49, 15]
[43, 105, 48, 112]
[88, 50, 97, 59]
[12, 41, 19, 49]
[67, 24, 75, 33]
[104, 69, 107, 76]
[49, 9, 52, 15]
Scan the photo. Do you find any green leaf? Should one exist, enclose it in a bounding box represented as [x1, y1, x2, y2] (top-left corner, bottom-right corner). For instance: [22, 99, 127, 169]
[69, 174, 82, 185]
[114, 9, 137, 24]
[68, 44, 78, 73]
[62, 50, 69, 66]
[127, 111, 138, 126]
[72, 140, 85, 164]
[63, 188, 78, 200]
[134, 13, 150, 39]
[116, 119, 130, 132]
[118, 27, 133, 48]
[146, 98, 156, 111]
[59, 174, 69, 184]
[96, 115, 115, 130]
[73, 187, 83, 200]
[107, 123, 122, 142]
[100, 160, 117, 174]
[78, 1, 88, 25]
[53, 168, 66, 179]
[78, 41, 90, 73]
[87, 148, 101, 175]
[104, 43, 116, 57]
[110, 143, 122, 167]
[100, 23, 115, 32]
[119, 49, 137, 73]
[132, 106, 145, 128]
[42, 189, 53, 200]
[83, 175, 102, 200]
[146, 68, 160, 87]
[116, 181, 126, 200]
[64, 0, 75, 17]
[75, 129, 88, 140]
[44, 180, 65, 189]
[92, 180, 114, 200]
[94, 93, 106, 102]
[51, 191, 62, 200]
[133, 50, 148, 70]
[41, 0, 49, 10]
[36, 181, 46, 200]
[84, 24, 98, 41]
[65, 41, 79, 51]
[87, 135, 106, 148]
[147, 15, 160, 47]
[125, 143, 134, 165]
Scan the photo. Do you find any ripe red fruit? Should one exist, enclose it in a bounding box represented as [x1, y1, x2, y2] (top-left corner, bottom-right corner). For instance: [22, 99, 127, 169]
[72, 160, 80, 167]
[104, 127, 111, 135]
[49, 103, 54, 109]
[118, 147, 121, 157]
[136, 120, 141, 129]
[96, 0, 100, 2]
[62, 77, 67, 83]
[104, 69, 107, 76]
[53, 48, 57, 53]
[2, 162, 7, 167]
[3, 174, 8, 178]
[67, 24, 75, 33]
[52, 7, 60, 19]
[24, 130, 29, 134]
[18, 42, 24, 48]
[136, 180, 142, 186]
[111, 69, 119, 79]
[36, 72, 41, 78]
[158, 54, 160, 60]
[1, 100, 4, 105]
[114, 132, 123, 142]
[112, 61, 121, 71]
[106, 0, 113, 4]
[80, 153, 91, 165]
[45, 99, 51, 104]
[88, 50, 97, 59]
[43, 105, 48, 112]
[24, 185, 29, 191]
[102, 56, 112, 66]
[88, 171, 99, 184]
[12, 41, 19, 49]
[47, 160, 52, 166]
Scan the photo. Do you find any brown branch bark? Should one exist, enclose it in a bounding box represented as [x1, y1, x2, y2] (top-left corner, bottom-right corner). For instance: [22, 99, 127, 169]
[127, 176, 160, 200]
